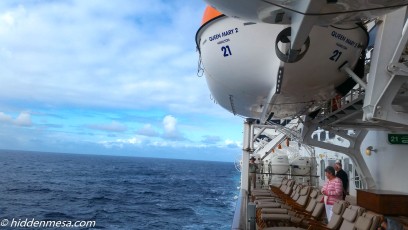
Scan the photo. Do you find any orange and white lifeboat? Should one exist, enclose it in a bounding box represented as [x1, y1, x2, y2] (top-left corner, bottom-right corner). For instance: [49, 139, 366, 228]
[196, 6, 368, 120]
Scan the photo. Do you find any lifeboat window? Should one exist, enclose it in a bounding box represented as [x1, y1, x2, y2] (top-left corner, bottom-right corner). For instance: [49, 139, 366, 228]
[320, 160, 325, 180]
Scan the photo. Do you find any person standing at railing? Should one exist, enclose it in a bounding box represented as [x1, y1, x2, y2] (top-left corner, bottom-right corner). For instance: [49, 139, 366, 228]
[249, 156, 258, 194]
[321, 166, 344, 221]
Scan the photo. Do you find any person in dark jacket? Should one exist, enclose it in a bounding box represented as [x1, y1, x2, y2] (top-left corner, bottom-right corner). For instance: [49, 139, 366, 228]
[334, 161, 349, 200]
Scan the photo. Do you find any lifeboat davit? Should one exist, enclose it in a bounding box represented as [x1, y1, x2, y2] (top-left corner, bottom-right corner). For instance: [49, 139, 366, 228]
[196, 6, 368, 120]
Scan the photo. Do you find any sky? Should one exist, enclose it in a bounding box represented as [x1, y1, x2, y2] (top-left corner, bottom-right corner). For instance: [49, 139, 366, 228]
[0, 0, 244, 162]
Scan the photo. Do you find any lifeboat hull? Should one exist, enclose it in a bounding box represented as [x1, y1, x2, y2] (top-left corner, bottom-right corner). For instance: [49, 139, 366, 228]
[196, 15, 368, 119]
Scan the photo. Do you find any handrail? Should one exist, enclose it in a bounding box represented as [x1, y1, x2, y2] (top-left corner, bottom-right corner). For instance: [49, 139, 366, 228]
[231, 189, 248, 230]
[256, 172, 320, 177]
[315, 87, 365, 121]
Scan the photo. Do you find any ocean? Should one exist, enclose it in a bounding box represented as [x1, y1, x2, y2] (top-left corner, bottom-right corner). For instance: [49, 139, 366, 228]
[0, 150, 240, 230]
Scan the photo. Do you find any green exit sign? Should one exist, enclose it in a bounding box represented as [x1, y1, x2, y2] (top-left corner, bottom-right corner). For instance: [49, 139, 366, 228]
[388, 134, 408, 144]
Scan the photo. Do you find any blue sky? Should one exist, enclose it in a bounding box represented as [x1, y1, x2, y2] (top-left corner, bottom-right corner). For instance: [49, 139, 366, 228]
[0, 0, 244, 162]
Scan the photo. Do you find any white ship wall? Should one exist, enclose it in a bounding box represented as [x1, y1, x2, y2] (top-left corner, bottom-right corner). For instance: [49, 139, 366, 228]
[359, 131, 408, 193]
[314, 130, 408, 194]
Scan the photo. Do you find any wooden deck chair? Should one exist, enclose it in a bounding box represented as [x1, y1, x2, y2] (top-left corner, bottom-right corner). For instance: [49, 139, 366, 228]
[339, 205, 365, 230]
[306, 200, 349, 230]
[271, 179, 288, 194]
[261, 187, 312, 227]
[354, 212, 381, 230]
[259, 191, 326, 230]
[262, 186, 311, 215]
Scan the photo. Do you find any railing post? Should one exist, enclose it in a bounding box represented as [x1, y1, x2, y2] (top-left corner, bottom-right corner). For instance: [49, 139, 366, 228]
[242, 118, 255, 192]
[231, 189, 248, 230]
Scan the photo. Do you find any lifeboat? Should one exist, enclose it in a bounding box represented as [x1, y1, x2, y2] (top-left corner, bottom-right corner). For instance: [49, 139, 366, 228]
[291, 156, 311, 175]
[290, 156, 312, 185]
[263, 154, 290, 186]
[196, 6, 368, 120]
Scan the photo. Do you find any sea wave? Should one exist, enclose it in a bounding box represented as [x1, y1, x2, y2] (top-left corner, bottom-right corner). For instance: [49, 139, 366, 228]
[0, 151, 240, 229]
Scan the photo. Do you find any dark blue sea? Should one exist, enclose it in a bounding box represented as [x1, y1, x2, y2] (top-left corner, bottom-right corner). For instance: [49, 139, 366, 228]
[0, 150, 240, 230]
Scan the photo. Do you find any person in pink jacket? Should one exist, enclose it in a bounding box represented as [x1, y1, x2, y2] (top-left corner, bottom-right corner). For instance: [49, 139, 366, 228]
[321, 166, 344, 221]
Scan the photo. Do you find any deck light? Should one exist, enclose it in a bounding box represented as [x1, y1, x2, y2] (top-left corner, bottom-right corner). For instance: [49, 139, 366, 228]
[365, 146, 376, 156]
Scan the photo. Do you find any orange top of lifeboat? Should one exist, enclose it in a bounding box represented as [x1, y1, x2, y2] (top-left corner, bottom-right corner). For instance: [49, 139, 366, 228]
[201, 6, 222, 25]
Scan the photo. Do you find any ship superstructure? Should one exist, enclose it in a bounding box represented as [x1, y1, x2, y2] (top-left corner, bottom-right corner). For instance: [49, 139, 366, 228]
[196, 1, 408, 229]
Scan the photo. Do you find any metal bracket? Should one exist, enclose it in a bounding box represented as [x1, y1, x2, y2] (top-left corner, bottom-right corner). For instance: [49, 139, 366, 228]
[387, 62, 408, 76]
[301, 121, 376, 189]
[362, 7, 408, 128]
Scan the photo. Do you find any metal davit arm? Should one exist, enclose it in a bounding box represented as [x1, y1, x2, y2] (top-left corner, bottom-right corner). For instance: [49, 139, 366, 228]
[363, 6, 408, 127]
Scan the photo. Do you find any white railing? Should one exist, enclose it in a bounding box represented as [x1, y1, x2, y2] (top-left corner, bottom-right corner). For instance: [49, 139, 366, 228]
[231, 189, 248, 230]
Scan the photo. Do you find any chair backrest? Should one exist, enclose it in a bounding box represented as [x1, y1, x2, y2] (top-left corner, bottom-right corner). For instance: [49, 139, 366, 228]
[279, 181, 288, 192]
[326, 200, 348, 230]
[315, 194, 324, 203]
[280, 179, 290, 192]
[354, 214, 372, 230]
[339, 205, 365, 230]
[289, 184, 297, 198]
[295, 186, 311, 207]
[304, 197, 317, 213]
[366, 213, 380, 230]
[311, 201, 325, 219]
[290, 184, 301, 199]
[284, 180, 295, 195]
[310, 189, 318, 199]
[299, 186, 309, 196]
[354, 212, 381, 230]
[304, 190, 320, 213]
[292, 190, 300, 201]
[291, 185, 302, 200]
[280, 179, 288, 188]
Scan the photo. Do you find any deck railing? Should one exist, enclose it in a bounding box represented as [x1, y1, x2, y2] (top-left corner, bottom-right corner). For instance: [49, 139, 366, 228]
[231, 189, 248, 230]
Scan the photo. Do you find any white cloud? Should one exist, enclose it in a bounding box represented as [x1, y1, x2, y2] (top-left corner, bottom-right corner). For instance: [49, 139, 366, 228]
[163, 115, 177, 133]
[116, 137, 143, 145]
[0, 112, 13, 123]
[136, 124, 159, 137]
[0, 111, 32, 127]
[0, 0, 217, 116]
[162, 115, 185, 140]
[14, 112, 32, 126]
[202, 135, 221, 144]
[86, 121, 127, 132]
[1, 11, 15, 26]
[0, 1, 245, 160]
[100, 136, 143, 148]
[224, 139, 242, 148]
